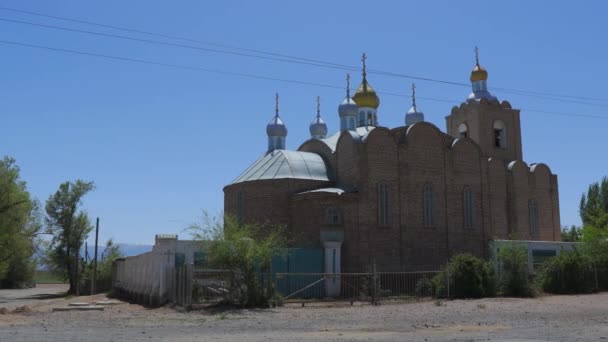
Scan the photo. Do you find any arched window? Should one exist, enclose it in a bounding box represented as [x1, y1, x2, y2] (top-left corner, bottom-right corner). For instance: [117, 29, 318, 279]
[367, 111, 374, 126]
[463, 187, 475, 229]
[349, 117, 356, 130]
[493, 120, 507, 149]
[359, 111, 366, 126]
[423, 183, 435, 227]
[458, 123, 468, 138]
[529, 199, 539, 236]
[326, 207, 341, 225]
[377, 182, 389, 226]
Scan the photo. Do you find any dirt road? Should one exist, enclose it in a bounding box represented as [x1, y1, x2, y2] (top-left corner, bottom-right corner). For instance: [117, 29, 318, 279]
[0, 284, 68, 310]
[1, 290, 608, 341]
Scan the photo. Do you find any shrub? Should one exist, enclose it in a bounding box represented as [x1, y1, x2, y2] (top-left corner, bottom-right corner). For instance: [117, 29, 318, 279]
[432, 253, 495, 299]
[415, 277, 434, 297]
[496, 246, 533, 297]
[188, 213, 286, 307]
[536, 250, 596, 294]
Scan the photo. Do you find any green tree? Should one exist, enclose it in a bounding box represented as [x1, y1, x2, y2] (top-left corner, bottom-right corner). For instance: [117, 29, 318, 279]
[0, 157, 41, 288]
[497, 246, 533, 297]
[561, 225, 582, 242]
[188, 213, 286, 307]
[580, 176, 608, 226]
[579, 177, 608, 266]
[44, 180, 95, 294]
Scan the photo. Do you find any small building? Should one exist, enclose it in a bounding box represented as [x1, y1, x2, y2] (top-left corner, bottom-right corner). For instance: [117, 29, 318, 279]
[489, 239, 578, 273]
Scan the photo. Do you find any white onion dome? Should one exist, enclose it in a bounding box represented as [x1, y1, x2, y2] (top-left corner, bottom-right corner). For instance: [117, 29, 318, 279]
[405, 83, 425, 125]
[310, 96, 328, 139]
[338, 97, 358, 118]
[309, 116, 327, 137]
[266, 115, 287, 137]
[405, 105, 424, 125]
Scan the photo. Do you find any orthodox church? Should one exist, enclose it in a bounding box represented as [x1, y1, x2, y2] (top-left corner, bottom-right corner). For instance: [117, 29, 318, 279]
[224, 51, 561, 270]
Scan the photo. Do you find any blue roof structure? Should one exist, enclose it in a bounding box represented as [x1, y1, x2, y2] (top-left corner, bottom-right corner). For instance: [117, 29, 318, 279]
[230, 150, 329, 185]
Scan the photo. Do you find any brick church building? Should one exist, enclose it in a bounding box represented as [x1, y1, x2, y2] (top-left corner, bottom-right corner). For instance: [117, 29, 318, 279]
[224, 51, 561, 270]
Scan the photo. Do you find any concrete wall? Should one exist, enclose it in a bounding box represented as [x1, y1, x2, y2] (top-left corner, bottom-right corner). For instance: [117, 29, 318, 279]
[112, 251, 169, 306]
[113, 236, 204, 307]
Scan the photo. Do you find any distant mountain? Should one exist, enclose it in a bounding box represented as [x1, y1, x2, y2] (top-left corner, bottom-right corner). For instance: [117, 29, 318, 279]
[36, 243, 153, 270]
[116, 243, 153, 257]
[81, 243, 153, 261]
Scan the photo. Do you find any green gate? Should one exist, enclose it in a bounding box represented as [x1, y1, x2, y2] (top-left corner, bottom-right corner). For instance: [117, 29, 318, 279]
[271, 248, 324, 298]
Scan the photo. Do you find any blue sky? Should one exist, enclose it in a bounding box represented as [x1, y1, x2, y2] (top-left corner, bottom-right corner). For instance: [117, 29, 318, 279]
[1, 1, 606, 244]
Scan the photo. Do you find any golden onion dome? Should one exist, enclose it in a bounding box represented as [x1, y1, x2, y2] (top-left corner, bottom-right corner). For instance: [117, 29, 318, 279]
[352, 80, 380, 109]
[470, 63, 488, 82]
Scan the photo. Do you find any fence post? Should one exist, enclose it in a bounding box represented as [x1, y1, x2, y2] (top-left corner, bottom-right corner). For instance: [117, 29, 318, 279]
[524, 262, 529, 291]
[176, 267, 181, 306]
[594, 264, 599, 291]
[372, 260, 377, 305]
[446, 265, 451, 299]
[186, 264, 193, 310]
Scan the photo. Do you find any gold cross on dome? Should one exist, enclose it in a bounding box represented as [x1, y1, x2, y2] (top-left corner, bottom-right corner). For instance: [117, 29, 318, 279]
[475, 46, 479, 65]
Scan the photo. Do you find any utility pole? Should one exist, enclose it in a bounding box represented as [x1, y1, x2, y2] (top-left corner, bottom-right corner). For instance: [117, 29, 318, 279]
[91, 217, 100, 295]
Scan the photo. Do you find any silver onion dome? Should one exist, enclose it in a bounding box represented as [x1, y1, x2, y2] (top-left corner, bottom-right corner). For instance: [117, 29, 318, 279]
[338, 97, 358, 118]
[405, 105, 425, 125]
[266, 115, 287, 137]
[405, 83, 425, 125]
[309, 116, 327, 138]
[310, 96, 327, 139]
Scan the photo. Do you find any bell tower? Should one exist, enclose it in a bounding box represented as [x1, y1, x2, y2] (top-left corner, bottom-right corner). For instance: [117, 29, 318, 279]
[446, 48, 523, 162]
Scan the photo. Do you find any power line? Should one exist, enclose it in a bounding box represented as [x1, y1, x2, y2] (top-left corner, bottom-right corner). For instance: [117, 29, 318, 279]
[0, 17, 359, 72]
[1, 39, 607, 120]
[0, 39, 444, 103]
[2, 16, 605, 109]
[0, 6, 353, 69]
[1, 5, 608, 105]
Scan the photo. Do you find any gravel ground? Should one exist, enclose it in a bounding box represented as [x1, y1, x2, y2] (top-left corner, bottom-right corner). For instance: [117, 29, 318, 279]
[1, 288, 608, 341]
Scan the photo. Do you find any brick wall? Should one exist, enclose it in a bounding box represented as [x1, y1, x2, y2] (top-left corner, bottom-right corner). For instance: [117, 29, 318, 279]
[225, 115, 561, 270]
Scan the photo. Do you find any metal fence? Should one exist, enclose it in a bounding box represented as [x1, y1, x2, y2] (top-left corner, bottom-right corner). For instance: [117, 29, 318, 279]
[191, 269, 235, 304]
[169, 262, 608, 309]
[273, 268, 450, 304]
[173, 265, 193, 308]
[530, 264, 608, 294]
